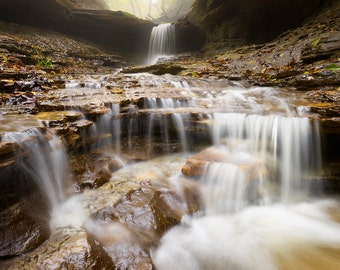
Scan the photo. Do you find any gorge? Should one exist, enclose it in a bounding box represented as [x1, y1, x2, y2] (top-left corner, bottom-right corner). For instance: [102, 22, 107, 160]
[0, 0, 340, 269]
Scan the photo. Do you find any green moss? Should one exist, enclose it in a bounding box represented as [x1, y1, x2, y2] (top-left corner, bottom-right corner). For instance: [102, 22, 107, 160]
[311, 38, 321, 48]
[325, 64, 340, 71]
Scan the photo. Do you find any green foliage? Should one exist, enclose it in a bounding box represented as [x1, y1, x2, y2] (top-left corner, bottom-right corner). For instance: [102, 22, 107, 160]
[32, 46, 53, 68]
[1, 54, 8, 63]
[325, 64, 340, 71]
[311, 38, 321, 48]
[36, 57, 53, 68]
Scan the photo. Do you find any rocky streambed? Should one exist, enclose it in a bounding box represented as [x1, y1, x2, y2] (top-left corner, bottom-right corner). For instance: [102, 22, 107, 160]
[0, 4, 340, 268]
[1, 69, 339, 268]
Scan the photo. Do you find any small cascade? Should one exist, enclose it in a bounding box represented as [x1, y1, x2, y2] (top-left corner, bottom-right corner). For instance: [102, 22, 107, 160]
[2, 72, 340, 269]
[1, 128, 69, 210]
[85, 96, 193, 156]
[143, 98, 190, 153]
[148, 23, 176, 64]
[151, 85, 338, 270]
[88, 103, 122, 152]
[202, 113, 322, 214]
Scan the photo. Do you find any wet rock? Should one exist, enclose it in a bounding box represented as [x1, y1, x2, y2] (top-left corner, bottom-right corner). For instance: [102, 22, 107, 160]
[0, 141, 19, 169]
[59, 0, 109, 10]
[85, 221, 153, 270]
[175, 19, 205, 54]
[87, 179, 201, 269]
[37, 88, 122, 113]
[321, 162, 340, 195]
[70, 119, 94, 129]
[186, 0, 328, 50]
[305, 89, 340, 134]
[92, 177, 200, 232]
[182, 147, 230, 177]
[320, 117, 340, 135]
[77, 168, 112, 191]
[286, 71, 340, 89]
[0, 197, 50, 257]
[2, 227, 114, 269]
[71, 151, 121, 192]
[94, 187, 182, 235]
[122, 64, 186, 75]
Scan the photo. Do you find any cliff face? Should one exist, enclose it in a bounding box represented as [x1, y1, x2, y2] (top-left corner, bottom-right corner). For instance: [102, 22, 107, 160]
[56, 0, 109, 10]
[0, 0, 337, 59]
[184, 0, 333, 51]
[0, 0, 154, 60]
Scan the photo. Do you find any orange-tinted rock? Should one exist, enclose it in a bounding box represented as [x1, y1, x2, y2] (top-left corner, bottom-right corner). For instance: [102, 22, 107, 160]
[182, 147, 230, 177]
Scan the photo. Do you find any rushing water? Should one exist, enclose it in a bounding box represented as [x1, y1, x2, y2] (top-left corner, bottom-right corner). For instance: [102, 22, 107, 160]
[148, 23, 176, 64]
[2, 73, 340, 269]
[1, 128, 69, 210]
[146, 79, 340, 269]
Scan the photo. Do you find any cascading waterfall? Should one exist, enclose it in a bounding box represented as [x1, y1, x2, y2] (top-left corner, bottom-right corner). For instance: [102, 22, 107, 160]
[89, 103, 121, 152]
[84, 97, 191, 155]
[143, 98, 190, 153]
[3, 72, 340, 269]
[2, 128, 69, 211]
[148, 23, 176, 65]
[151, 85, 340, 270]
[202, 113, 322, 215]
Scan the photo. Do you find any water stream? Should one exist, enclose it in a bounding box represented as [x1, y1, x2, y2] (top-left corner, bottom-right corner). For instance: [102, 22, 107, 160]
[1, 73, 340, 269]
[2, 129, 69, 210]
[148, 23, 176, 64]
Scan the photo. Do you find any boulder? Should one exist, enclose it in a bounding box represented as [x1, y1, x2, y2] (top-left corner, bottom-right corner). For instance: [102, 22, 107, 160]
[2, 227, 114, 269]
[0, 164, 51, 258]
[87, 179, 201, 268]
[93, 186, 185, 235]
[85, 221, 153, 270]
[70, 151, 122, 192]
[182, 147, 230, 177]
[0, 200, 50, 257]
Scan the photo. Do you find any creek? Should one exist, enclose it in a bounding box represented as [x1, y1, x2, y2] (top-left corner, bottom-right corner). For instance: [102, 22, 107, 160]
[1, 71, 340, 269]
[1, 22, 340, 269]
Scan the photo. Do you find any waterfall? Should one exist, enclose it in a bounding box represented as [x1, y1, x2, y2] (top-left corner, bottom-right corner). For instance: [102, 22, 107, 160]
[2, 128, 69, 210]
[202, 113, 322, 214]
[144, 98, 190, 153]
[148, 23, 176, 65]
[151, 85, 340, 270]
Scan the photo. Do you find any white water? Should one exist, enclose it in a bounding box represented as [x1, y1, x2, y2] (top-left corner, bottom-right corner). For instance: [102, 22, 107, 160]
[149, 81, 340, 269]
[4, 73, 338, 269]
[144, 98, 190, 153]
[148, 23, 176, 64]
[152, 201, 340, 270]
[204, 113, 322, 213]
[2, 128, 69, 210]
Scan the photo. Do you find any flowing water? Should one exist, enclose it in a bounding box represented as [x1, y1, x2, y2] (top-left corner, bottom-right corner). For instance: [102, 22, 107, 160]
[1, 128, 69, 210]
[143, 79, 340, 269]
[148, 23, 176, 64]
[1, 73, 340, 269]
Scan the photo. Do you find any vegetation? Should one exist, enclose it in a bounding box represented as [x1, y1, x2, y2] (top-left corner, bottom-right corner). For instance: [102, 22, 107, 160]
[32, 47, 53, 68]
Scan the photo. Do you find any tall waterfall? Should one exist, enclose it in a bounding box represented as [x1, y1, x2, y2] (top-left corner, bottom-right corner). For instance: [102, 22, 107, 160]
[148, 23, 176, 64]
